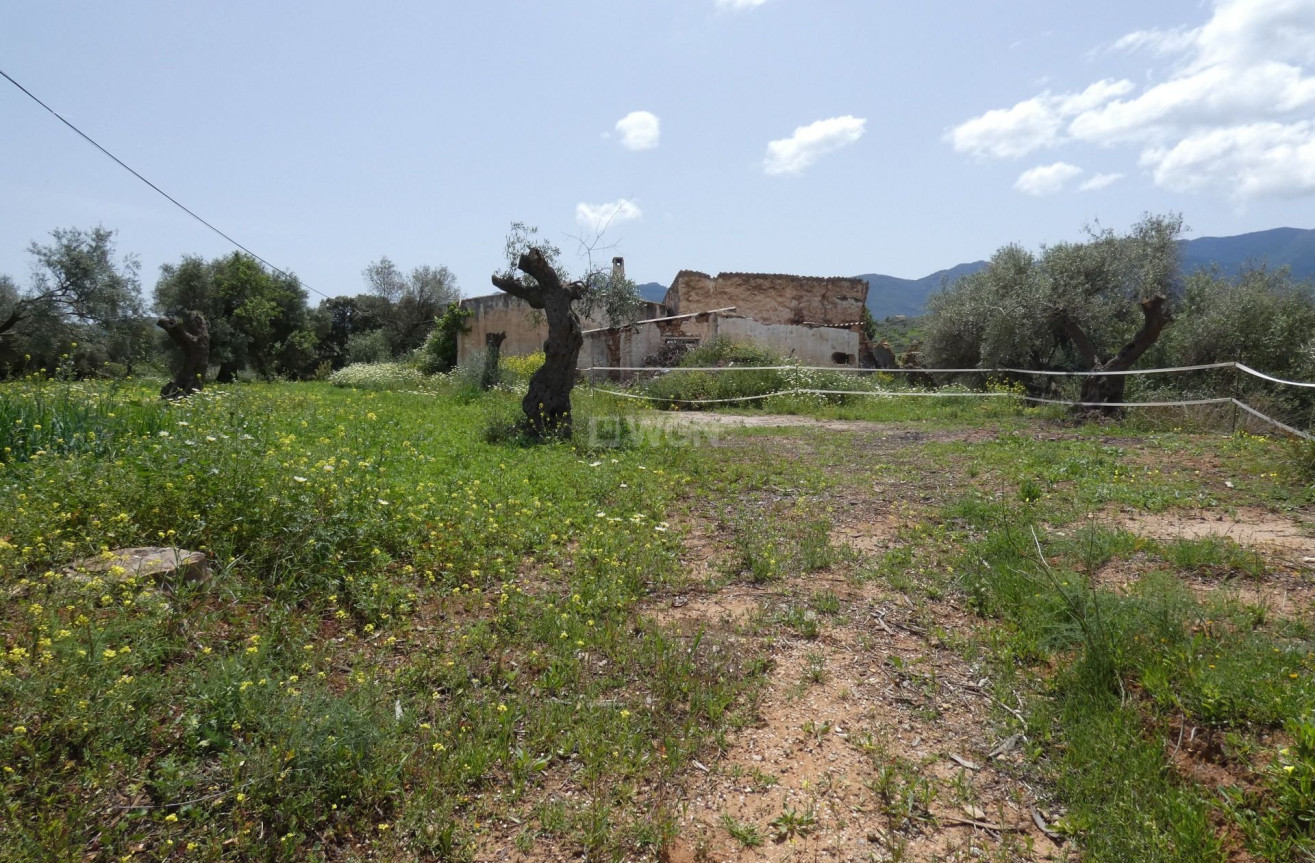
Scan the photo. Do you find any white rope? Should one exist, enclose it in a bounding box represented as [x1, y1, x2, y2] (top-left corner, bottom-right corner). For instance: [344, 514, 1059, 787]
[580, 361, 1240, 378]
[1231, 399, 1315, 440]
[1235, 362, 1315, 389]
[1022, 395, 1233, 408]
[589, 387, 1013, 405]
[586, 385, 1312, 438]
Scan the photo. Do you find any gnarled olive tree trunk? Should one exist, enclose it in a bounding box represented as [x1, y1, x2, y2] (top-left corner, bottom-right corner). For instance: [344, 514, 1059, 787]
[491, 250, 583, 439]
[158, 311, 210, 400]
[1062, 295, 1171, 415]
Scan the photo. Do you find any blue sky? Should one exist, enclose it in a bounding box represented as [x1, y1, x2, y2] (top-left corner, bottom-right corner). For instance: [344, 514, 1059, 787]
[2, 0, 1313, 305]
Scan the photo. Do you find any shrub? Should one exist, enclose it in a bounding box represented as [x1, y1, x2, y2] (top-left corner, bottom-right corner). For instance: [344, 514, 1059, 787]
[638, 337, 873, 410]
[344, 329, 391, 366]
[420, 304, 472, 374]
[501, 352, 544, 383]
[328, 362, 430, 391]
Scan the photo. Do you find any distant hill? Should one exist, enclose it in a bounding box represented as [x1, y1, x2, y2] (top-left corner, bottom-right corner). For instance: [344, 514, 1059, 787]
[634, 227, 1315, 320]
[636, 282, 667, 304]
[861, 226, 1315, 318]
[1177, 227, 1315, 280]
[857, 261, 988, 318]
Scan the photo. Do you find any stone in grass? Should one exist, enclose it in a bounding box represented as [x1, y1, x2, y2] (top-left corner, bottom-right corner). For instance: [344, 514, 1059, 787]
[65, 547, 210, 589]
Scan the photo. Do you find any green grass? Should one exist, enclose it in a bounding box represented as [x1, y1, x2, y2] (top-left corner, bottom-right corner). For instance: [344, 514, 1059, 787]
[719, 813, 764, 848]
[946, 440, 1315, 861]
[0, 379, 760, 861]
[2, 375, 1311, 861]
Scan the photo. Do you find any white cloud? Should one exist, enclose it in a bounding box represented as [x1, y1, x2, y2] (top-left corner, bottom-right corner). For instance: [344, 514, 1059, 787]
[614, 111, 660, 150]
[1078, 172, 1124, 191]
[715, 0, 769, 9]
[575, 199, 643, 236]
[763, 115, 866, 175]
[1142, 120, 1315, 198]
[951, 0, 1315, 199]
[1069, 60, 1315, 145]
[1015, 162, 1084, 196]
[1110, 26, 1199, 56]
[947, 79, 1132, 158]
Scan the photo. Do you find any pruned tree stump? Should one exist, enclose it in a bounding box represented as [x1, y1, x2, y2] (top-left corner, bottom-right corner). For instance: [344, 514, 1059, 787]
[481, 331, 507, 391]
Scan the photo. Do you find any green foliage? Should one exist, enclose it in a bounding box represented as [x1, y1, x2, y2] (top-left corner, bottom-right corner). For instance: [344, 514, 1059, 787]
[634, 337, 934, 411]
[155, 252, 319, 381]
[361, 257, 460, 354]
[0, 227, 147, 377]
[924, 213, 1184, 372]
[720, 813, 764, 848]
[638, 338, 789, 407]
[0, 380, 758, 860]
[421, 304, 472, 374]
[1289, 438, 1315, 484]
[0, 377, 170, 463]
[768, 805, 817, 841]
[344, 329, 392, 366]
[1156, 265, 1315, 377]
[1159, 536, 1267, 577]
[866, 312, 927, 355]
[500, 352, 545, 383]
[948, 433, 1315, 860]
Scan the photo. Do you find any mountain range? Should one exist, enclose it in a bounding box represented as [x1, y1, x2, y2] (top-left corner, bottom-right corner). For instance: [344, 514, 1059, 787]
[636, 227, 1315, 318]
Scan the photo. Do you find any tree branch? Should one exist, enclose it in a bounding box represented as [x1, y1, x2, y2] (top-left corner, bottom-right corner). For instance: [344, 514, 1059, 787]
[1060, 315, 1100, 370]
[1100, 295, 1171, 373]
[490, 273, 544, 309]
[0, 306, 23, 337]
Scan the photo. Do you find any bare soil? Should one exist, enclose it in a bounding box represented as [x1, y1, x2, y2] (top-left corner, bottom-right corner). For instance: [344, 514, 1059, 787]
[1106, 506, 1315, 616]
[475, 414, 1310, 861]
[1116, 506, 1315, 559]
[654, 511, 1065, 862]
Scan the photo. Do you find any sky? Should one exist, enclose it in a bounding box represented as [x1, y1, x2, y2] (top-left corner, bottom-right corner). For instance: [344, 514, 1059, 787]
[2, 0, 1313, 305]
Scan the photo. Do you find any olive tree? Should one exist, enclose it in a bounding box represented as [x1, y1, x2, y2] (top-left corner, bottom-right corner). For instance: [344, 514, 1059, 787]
[362, 256, 461, 355]
[925, 213, 1184, 410]
[488, 222, 640, 439]
[0, 227, 145, 375]
[155, 252, 316, 381]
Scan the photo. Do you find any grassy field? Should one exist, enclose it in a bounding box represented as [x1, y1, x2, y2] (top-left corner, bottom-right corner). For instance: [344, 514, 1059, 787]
[1, 375, 1312, 861]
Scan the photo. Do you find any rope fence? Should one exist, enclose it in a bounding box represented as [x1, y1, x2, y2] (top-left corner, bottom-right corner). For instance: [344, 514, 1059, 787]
[580, 361, 1311, 386]
[576, 360, 1315, 441]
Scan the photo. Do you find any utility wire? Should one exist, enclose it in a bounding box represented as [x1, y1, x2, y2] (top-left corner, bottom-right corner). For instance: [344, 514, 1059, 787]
[0, 67, 331, 300]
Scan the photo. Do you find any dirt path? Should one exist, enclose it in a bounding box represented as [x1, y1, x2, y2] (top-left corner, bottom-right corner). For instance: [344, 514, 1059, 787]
[652, 514, 1066, 863]
[475, 419, 1313, 861]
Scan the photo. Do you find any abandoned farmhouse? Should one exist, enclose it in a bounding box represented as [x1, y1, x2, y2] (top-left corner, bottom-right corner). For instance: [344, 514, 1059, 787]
[457, 260, 874, 372]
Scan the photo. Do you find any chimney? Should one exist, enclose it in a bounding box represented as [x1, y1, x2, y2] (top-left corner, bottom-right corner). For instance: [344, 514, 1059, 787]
[611, 256, 626, 283]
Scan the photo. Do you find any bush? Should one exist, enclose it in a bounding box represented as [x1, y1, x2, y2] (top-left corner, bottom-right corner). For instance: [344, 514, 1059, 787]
[420, 305, 471, 375]
[501, 352, 544, 383]
[639, 337, 871, 409]
[328, 362, 430, 391]
[344, 329, 391, 366]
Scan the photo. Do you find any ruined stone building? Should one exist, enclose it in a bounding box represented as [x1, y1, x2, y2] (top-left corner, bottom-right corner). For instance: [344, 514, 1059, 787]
[456, 263, 871, 372]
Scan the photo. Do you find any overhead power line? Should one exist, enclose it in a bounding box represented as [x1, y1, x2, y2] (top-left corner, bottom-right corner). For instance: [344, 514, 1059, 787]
[0, 67, 331, 300]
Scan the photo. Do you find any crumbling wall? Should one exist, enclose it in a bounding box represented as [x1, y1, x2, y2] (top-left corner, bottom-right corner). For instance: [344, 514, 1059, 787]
[579, 313, 720, 377]
[458, 294, 549, 366]
[716, 316, 862, 366]
[458, 294, 663, 366]
[664, 271, 867, 327]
